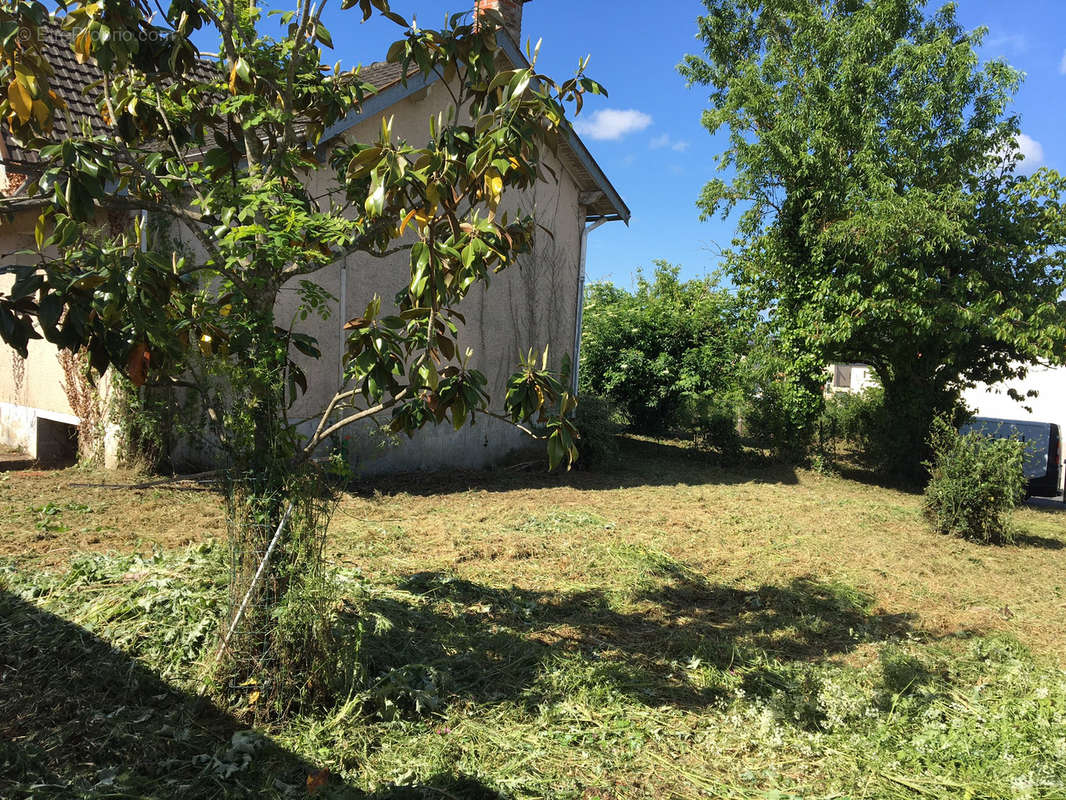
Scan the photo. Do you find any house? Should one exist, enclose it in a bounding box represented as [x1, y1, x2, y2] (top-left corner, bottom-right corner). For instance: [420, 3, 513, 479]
[0, 1, 629, 470]
[826, 363, 879, 395]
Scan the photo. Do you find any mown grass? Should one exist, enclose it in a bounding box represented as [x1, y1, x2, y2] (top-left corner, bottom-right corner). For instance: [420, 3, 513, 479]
[1, 437, 1065, 798]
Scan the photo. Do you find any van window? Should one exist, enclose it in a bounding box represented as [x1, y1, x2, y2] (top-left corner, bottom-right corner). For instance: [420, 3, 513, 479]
[960, 418, 1049, 479]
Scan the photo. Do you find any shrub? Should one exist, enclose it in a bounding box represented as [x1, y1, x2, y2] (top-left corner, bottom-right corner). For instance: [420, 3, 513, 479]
[923, 417, 1026, 544]
[817, 387, 884, 452]
[737, 335, 824, 461]
[574, 394, 623, 468]
[580, 262, 755, 433]
[676, 391, 742, 459]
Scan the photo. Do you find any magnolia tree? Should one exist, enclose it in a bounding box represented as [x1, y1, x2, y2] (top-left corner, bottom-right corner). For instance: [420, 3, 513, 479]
[681, 0, 1066, 477]
[0, 0, 598, 708]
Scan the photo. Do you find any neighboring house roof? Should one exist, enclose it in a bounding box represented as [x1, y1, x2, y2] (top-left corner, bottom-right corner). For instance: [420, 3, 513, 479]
[1, 23, 628, 223]
[0, 25, 405, 164]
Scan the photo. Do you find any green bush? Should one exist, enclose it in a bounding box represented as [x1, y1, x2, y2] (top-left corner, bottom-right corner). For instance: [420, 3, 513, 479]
[580, 262, 754, 433]
[574, 394, 623, 468]
[676, 391, 742, 459]
[737, 334, 824, 461]
[816, 388, 888, 465]
[923, 417, 1026, 544]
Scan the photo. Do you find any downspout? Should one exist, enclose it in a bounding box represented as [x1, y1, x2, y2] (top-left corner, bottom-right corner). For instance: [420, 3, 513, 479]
[571, 217, 607, 396]
[338, 259, 348, 384]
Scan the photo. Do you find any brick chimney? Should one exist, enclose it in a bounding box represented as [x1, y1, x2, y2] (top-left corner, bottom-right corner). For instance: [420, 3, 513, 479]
[475, 0, 528, 44]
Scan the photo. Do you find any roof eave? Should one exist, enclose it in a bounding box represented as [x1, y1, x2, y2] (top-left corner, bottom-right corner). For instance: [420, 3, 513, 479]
[320, 31, 630, 225]
[494, 32, 629, 224]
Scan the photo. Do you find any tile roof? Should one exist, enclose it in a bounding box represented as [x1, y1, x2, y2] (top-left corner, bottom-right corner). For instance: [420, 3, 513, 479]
[0, 23, 411, 165]
[1, 23, 629, 223]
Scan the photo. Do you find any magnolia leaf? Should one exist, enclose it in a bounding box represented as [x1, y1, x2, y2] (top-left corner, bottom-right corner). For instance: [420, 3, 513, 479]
[386, 39, 406, 63]
[306, 769, 329, 794]
[8, 79, 31, 124]
[127, 343, 150, 387]
[365, 175, 386, 216]
[73, 29, 92, 63]
[398, 208, 417, 235]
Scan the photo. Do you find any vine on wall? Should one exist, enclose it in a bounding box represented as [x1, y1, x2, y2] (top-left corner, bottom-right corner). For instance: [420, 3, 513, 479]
[11, 351, 25, 399]
[57, 348, 104, 463]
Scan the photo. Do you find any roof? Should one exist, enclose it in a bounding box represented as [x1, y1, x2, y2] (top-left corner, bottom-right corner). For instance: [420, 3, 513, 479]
[3, 23, 107, 163]
[0, 24, 411, 165]
[2, 23, 628, 223]
[317, 31, 629, 223]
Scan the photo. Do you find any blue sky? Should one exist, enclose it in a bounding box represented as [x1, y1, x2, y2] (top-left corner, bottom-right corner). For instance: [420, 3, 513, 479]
[303, 1, 1065, 287]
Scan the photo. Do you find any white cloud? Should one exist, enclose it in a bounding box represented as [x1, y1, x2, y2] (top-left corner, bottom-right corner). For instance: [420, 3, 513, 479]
[650, 133, 691, 152]
[1016, 133, 1045, 170]
[572, 108, 653, 141]
[992, 133, 1045, 174]
[984, 33, 1027, 53]
[1060, 49, 1066, 74]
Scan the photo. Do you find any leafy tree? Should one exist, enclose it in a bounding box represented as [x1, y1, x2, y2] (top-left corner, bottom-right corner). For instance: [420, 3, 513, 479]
[0, 0, 600, 707]
[680, 0, 1066, 477]
[738, 323, 826, 459]
[580, 261, 753, 433]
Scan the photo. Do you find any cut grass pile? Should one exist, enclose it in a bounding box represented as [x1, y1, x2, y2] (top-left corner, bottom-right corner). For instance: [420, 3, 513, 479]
[1, 437, 1065, 798]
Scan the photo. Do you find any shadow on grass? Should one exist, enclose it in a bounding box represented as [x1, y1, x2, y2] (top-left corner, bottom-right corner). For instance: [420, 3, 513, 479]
[1011, 532, 1066, 550]
[1022, 496, 1066, 514]
[822, 453, 924, 495]
[0, 590, 509, 799]
[359, 564, 916, 716]
[352, 436, 800, 498]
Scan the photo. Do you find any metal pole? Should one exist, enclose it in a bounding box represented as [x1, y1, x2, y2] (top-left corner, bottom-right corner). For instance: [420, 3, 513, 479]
[211, 501, 295, 666]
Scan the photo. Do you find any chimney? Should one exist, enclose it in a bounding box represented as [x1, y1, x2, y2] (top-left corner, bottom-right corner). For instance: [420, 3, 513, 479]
[475, 0, 528, 44]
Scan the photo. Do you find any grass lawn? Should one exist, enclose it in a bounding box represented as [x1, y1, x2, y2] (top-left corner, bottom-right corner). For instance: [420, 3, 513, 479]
[1, 437, 1065, 798]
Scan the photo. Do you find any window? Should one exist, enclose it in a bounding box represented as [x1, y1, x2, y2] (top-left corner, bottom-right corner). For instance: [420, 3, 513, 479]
[833, 364, 852, 389]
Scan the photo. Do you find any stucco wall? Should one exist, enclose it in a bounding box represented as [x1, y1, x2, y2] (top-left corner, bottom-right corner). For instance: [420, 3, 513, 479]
[0, 213, 75, 417]
[0, 212, 81, 455]
[280, 81, 585, 472]
[0, 78, 589, 470]
[826, 363, 879, 395]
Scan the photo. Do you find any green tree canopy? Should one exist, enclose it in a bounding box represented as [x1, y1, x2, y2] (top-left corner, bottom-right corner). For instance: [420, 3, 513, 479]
[680, 0, 1066, 475]
[580, 262, 753, 432]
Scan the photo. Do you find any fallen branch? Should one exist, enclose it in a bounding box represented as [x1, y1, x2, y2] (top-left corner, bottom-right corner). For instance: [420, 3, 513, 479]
[68, 471, 219, 490]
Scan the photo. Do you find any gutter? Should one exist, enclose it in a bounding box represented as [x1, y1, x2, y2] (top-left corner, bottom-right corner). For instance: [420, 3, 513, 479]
[571, 217, 607, 396]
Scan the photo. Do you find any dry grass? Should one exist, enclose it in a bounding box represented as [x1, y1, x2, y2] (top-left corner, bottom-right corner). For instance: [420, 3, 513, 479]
[4, 436, 1066, 798]
[0, 467, 224, 568]
[326, 437, 1066, 663]
[3, 436, 1064, 659]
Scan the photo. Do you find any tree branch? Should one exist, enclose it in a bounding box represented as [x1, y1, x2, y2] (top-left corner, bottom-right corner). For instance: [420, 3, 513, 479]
[302, 388, 409, 455]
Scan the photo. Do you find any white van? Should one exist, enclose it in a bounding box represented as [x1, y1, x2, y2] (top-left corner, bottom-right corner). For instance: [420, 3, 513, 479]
[959, 417, 1062, 498]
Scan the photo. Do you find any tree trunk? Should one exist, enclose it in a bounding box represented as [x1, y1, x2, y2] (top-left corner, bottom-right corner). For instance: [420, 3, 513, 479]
[879, 369, 956, 484]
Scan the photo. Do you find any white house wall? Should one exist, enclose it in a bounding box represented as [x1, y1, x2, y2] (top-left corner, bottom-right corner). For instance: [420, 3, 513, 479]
[283, 81, 585, 473]
[0, 213, 81, 457]
[161, 80, 586, 473]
